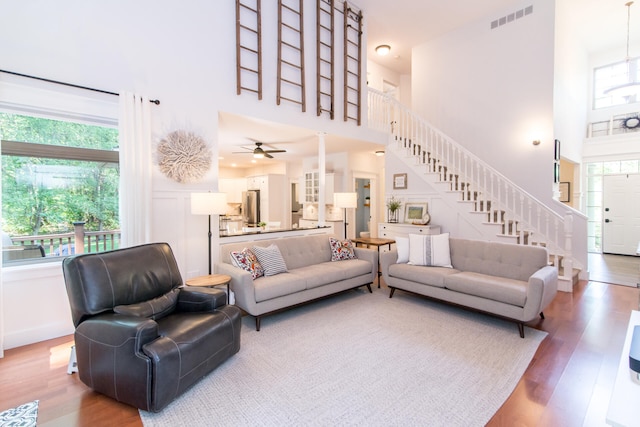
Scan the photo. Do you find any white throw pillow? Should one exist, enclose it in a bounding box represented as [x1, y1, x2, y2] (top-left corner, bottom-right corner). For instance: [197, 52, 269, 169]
[408, 233, 452, 268]
[252, 244, 288, 276]
[395, 236, 409, 263]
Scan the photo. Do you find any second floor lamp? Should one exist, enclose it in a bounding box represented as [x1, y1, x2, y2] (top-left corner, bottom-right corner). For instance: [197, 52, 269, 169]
[334, 192, 358, 239]
[190, 192, 228, 275]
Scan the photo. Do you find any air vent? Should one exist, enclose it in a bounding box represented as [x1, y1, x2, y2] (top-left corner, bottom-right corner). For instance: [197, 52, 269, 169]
[490, 5, 533, 29]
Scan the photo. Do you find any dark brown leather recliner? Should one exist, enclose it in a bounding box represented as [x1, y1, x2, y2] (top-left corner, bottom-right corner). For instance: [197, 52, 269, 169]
[62, 242, 241, 412]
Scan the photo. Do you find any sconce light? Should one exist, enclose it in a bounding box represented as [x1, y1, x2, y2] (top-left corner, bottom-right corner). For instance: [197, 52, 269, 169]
[532, 140, 541, 146]
[375, 150, 385, 156]
[375, 45, 391, 56]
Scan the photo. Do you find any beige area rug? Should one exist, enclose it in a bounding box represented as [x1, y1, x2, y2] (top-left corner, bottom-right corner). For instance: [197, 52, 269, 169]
[140, 289, 547, 427]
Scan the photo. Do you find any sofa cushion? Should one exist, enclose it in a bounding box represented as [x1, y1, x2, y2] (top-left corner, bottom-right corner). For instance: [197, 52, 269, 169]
[329, 237, 356, 261]
[114, 288, 180, 320]
[388, 263, 459, 288]
[252, 244, 288, 276]
[296, 260, 373, 289]
[396, 236, 409, 263]
[253, 273, 307, 302]
[230, 248, 264, 280]
[408, 233, 452, 267]
[444, 271, 527, 307]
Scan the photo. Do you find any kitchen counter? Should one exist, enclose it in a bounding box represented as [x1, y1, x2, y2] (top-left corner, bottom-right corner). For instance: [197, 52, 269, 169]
[219, 226, 333, 244]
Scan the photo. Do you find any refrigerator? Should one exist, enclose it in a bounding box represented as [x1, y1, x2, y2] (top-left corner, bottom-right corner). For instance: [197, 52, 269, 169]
[242, 190, 260, 226]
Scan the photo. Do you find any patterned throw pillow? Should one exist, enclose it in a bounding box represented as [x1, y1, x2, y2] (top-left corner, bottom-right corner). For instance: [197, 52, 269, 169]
[230, 248, 265, 279]
[329, 237, 356, 261]
[252, 244, 288, 276]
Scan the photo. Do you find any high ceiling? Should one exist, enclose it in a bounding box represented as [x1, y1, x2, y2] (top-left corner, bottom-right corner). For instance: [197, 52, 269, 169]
[220, 0, 639, 168]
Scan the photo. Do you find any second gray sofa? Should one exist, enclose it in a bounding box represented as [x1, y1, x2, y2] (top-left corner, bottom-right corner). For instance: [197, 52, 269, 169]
[380, 237, 558, 337]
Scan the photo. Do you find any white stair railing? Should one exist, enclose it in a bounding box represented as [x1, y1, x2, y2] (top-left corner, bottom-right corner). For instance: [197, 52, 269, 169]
[368, 88, 575, 280]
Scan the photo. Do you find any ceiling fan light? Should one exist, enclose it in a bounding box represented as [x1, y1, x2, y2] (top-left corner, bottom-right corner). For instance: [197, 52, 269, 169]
[253, 152, 265, 159]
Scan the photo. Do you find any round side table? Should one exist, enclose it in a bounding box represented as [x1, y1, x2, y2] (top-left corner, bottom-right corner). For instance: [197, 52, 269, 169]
[185, 274, 232, 304]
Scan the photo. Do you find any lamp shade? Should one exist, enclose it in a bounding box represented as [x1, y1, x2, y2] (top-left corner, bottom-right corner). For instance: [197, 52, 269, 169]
[334, 192, 358, 209]
[191, 192, 228, 215]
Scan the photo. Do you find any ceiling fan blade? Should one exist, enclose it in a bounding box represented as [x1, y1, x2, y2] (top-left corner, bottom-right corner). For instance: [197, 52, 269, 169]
[265, 149, 287, 153]
[232, 151, 253, 154]
[264, 152, 274, 159]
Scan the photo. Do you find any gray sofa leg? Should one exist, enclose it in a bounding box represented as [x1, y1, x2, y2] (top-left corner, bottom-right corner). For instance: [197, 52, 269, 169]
[255, 316, 261, 331]
[539, 312, 545, 319]
[517, 323, 525, 338]
[389, 287, 396, 298]
[366, 283, 372, 293]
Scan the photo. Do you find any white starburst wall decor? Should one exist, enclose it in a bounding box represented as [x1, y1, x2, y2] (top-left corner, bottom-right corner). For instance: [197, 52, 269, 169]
[157, 130, 212, 183]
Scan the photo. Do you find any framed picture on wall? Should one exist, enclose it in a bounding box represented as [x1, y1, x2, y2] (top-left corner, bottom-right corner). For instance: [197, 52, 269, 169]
[393, 173, 407, 190]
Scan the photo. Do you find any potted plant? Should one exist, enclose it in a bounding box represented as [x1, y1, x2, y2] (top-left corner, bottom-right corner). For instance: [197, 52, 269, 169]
[258, 221, 267, 230]
[386, 196, 402, 223]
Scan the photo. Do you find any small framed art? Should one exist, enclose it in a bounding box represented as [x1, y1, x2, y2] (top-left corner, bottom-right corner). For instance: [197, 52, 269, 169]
[404, 202, 430, 224]
[393, 173, 407, 190]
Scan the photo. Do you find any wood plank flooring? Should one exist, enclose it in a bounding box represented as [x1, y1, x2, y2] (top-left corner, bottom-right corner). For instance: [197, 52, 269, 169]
[1, 279, 639, 426]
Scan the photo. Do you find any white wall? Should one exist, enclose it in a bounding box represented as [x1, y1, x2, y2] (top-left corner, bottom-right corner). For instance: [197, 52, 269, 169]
[411, 0, 556, 206]
[553, 0, 589, 164]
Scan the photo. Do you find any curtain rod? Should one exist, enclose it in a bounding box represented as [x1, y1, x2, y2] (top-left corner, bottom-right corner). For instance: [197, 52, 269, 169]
[0, 69, 160, 105]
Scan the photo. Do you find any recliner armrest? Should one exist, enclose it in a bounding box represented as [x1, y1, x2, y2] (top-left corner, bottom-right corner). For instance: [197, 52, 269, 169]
[76, 312, 159, 351]
[176, 286, 227, 312]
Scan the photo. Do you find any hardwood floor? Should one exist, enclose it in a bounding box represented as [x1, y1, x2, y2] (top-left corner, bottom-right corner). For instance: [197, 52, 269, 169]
[1, 279, 639, 426]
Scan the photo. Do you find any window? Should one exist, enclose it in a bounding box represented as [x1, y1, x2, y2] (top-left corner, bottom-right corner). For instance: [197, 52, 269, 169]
[593, 57, 640, 109]
[1, 112, 120, 264]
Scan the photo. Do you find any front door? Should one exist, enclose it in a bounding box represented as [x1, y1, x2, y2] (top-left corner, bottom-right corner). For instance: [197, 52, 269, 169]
[602, 174, 640, 255]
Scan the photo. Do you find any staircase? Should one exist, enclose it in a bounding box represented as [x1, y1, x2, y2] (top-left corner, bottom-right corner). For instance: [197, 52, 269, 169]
[367, 88, 582, 291]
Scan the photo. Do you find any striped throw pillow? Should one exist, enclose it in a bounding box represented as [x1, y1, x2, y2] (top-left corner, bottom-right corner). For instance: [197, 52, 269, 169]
[252, 244, 288, 276]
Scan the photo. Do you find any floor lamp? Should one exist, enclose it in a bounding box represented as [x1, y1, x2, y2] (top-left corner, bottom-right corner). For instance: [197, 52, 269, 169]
[334, 192, 358, 240]
[191, 192, 228, 275]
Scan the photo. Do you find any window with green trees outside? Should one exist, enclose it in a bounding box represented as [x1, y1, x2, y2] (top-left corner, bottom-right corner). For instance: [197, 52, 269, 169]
[1, 112, 120, 264]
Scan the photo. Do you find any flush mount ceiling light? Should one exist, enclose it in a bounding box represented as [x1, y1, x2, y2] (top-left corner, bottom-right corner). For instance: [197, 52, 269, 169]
[375, 150, 385, 156]
[375, 45, 391, 56]
[604, 1, 640, 97]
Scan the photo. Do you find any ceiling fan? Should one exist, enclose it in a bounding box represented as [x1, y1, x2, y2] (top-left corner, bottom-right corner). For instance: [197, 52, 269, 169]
[233, 141, 286, 159]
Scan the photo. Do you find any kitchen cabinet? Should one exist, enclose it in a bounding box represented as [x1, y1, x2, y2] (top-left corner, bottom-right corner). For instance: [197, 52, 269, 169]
[303, 172, 335, 203]
[219, 178, 247, 203]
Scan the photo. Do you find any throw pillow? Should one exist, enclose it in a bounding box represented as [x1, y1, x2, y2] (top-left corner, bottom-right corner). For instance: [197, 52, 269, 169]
[114, 287, 180, 320]
[408, 233, 452, 268]
[252, 244, 288, 276]
[230, 247, 264, 279]
[329, 237, 356, 261]
[395, 236, 409, 263]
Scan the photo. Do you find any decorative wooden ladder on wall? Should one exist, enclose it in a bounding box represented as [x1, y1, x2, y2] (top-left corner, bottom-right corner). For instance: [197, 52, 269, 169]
[343, 2, 362, 125]
[277, 0, 306, 111]
[235, 0, 263, 100]
[316, 0, 334, 119]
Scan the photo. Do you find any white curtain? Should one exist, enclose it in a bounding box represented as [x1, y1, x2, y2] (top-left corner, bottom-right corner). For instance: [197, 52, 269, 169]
[118, 92, 152, 247]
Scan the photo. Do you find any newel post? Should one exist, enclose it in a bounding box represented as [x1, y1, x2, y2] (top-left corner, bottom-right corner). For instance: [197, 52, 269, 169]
[74, 221, 86, 255]
[563, 213, 573, 281]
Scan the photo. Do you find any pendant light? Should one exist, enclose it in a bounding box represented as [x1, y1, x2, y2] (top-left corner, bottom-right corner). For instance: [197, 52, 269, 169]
[604, 2, 640, 97]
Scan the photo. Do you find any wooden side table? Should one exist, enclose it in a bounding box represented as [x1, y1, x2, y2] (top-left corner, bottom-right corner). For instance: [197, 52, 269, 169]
[351, 237, 395, 288]
[185, 274, 232, 304]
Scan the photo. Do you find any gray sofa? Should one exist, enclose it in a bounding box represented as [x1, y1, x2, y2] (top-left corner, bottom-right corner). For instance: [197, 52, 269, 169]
[380, 237, 557, 337]
[219, 234, 377, 330]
